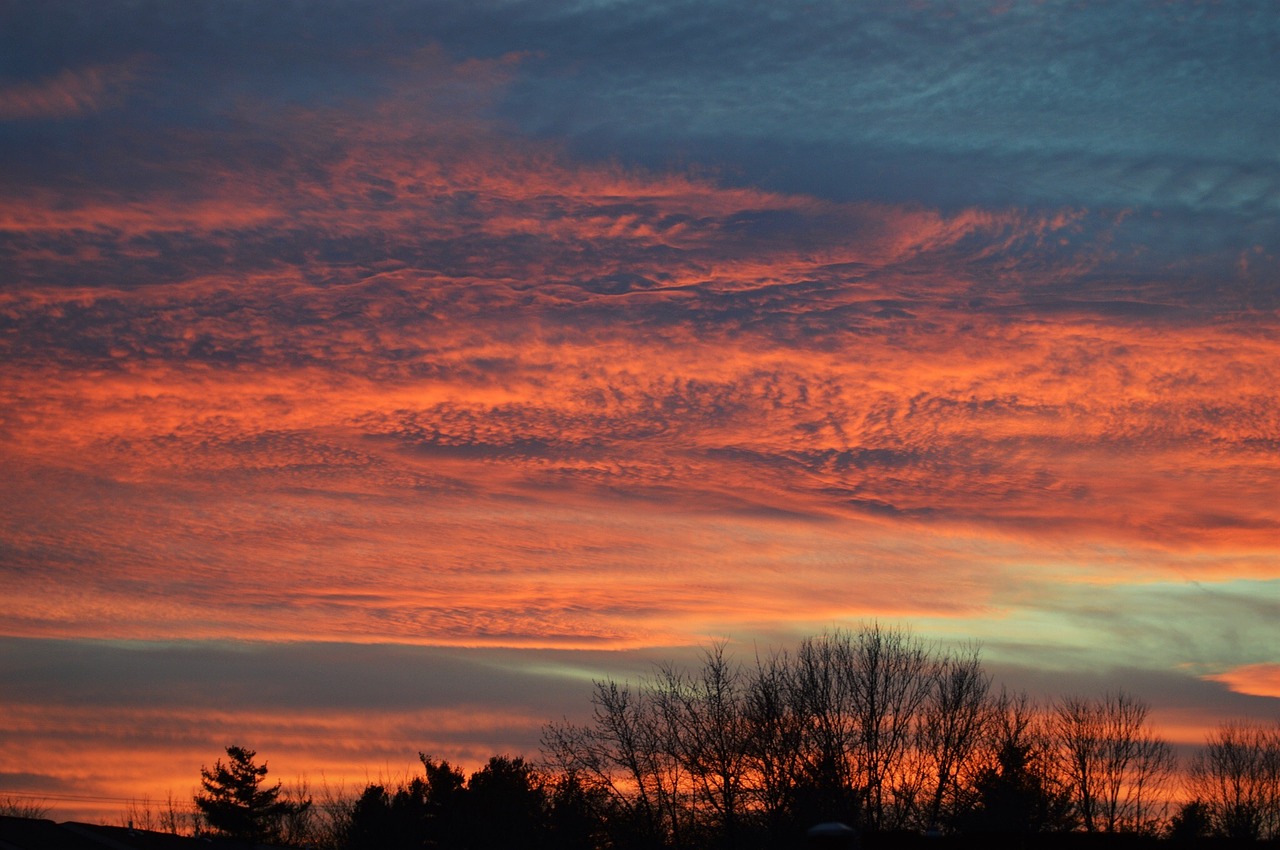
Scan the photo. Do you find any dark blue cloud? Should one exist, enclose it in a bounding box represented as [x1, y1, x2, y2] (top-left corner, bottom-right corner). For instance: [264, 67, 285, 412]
[477, 1, 1280, 210]
[7, 1, 1276, 196]
[6, 0, 1275, 278]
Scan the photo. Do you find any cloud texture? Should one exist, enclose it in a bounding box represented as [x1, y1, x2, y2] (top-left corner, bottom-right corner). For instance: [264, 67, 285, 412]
[1, 0, 1277, 822]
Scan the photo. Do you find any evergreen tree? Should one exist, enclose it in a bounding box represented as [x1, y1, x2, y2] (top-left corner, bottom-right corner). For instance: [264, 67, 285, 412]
[344, 781, 432, 850]
[1168, 799, 1212, 843]
[957, 740, 1074, 835]
[418, 754, 468, 849]
[466, 756, 551, 850]
[194, 745, 309, 843]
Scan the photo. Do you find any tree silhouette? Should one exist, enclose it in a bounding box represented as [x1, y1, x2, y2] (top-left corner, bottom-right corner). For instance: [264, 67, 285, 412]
[0, 795, 51, 819]
[958, 739, 1074, 835]
[466, 756, 551, 850]
[159, 635, 1280, 850]
[653, 643, 752, 850]
[344, 780, 434, 850]
[194, 745, 309, 843]
[343, 753, 597, 850]
[1050, 691, 1174, 834]
[542, 679, 677, 849]
[415, 754, 468, 849]
[1186, 720, 1280, 840]
[919, 645, 992, 831]
[545, 771, 609, 850]
[1167, 799, 1212, 842]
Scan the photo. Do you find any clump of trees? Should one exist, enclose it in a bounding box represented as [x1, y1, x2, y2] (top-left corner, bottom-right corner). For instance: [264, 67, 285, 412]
[340, 753, 602, 850]
[110, 627, 1280, 849]
[1183, 720, 1280, 841]
[541, 628, 1179, 848]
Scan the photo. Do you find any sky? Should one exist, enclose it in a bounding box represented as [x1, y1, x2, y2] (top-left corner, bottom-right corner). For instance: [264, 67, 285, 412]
[1, 0, 1278, 824]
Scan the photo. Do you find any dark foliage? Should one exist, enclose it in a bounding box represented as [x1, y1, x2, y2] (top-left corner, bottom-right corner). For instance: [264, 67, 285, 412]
[342, 752, 607, 850]
[193, 745, 309, 843]
[955, 740, 1075, 835]
[1168, 801, 1213, 844]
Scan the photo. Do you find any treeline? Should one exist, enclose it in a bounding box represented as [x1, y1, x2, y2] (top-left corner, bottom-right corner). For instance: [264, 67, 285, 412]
[123, 627, 1280, 849]
[538, 628, 1277, 847]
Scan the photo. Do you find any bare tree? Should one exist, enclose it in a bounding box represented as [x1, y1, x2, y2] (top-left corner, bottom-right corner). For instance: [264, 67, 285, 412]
[279, 776, 321, 847]
[1123, 730, 1176, 834]
[539, 630, 1074, 845]
[1052, 695, 1102, 831]
[305, 776, 357, 850]
[790, 632, 861, 824]
[120, 790, 202, 837]
[656, 643, 752, 849]
[121, 796, 160, 832]
[542, 678, 686, 848]
[1187, 720, 1280, 840]
[743, 646, 808, 838]
[1051, 691, 1173, 834]
[918, 645, 993, 831]
[845, 624, 936, 830]
[1, 795, 51, 819]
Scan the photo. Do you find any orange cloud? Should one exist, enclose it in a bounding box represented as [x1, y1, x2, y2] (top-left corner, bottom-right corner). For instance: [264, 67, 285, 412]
[1205, 663, 1280, 699]
[0, 45, 1276, 658]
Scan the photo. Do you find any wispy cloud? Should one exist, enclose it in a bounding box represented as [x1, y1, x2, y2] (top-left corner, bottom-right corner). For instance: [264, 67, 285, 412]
[0, 63, 137, 120]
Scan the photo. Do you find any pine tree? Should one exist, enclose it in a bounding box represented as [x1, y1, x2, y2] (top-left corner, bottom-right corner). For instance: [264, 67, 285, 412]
[958, 740, 1074, 835]
[194, 745, 309, 843]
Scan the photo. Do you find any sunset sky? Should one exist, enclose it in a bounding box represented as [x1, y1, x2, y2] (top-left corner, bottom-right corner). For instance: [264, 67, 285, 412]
[2, 0, 1278, 823]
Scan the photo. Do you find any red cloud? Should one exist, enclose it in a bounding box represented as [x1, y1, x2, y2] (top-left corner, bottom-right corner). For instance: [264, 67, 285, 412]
[0, 62, 138, 120]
